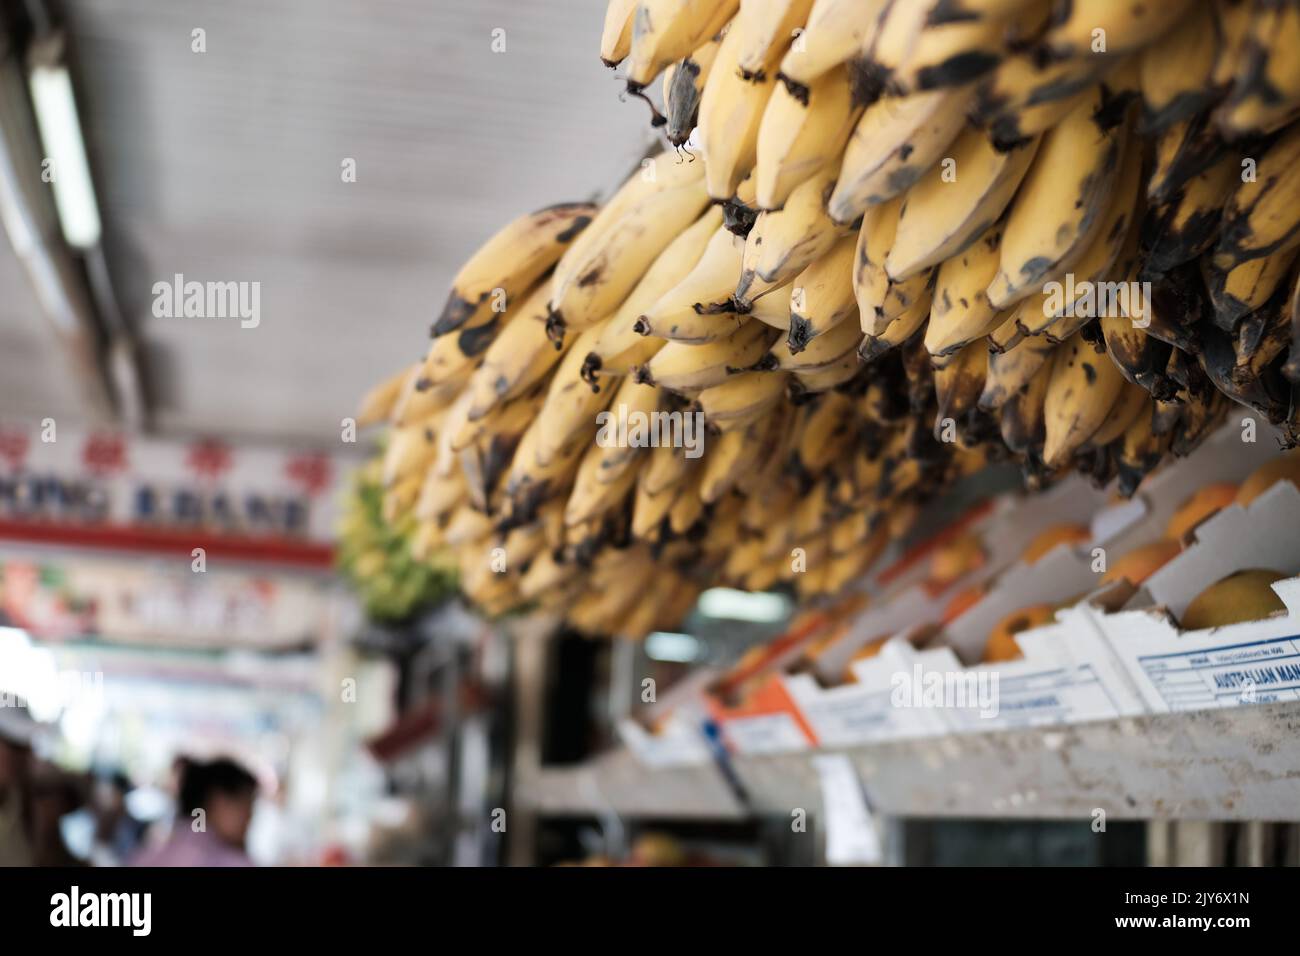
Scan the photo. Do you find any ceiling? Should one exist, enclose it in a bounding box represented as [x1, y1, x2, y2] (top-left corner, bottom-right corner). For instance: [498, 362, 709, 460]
[0, 0, 656, 446]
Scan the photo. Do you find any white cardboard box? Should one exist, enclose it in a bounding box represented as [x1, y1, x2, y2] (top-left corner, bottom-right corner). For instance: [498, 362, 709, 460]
[815, 478, 1108, 681]
[1088, 419, 1283, 552]
[780, 631, 953, 747]
[935, 606, 1148, 733]
[1094, 479, 1300, 713]
[616, 712, 714, 768]
[617, 666, 717, 768]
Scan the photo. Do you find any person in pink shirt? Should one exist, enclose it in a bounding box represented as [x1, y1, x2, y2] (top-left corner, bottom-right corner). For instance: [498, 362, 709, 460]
[132, 758, 257, 867]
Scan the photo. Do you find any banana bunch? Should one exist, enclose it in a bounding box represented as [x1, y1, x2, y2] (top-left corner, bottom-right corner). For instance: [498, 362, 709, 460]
[351, 0, 1300, 636]
[336, 458, 458, 624]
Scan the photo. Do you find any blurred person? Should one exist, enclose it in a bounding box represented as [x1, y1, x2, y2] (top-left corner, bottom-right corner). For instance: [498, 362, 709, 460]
[90, 772, 146, 866]
[0, 705, 39, 866]
[28, 764, 87, 867]
[131, 757, 257, 867]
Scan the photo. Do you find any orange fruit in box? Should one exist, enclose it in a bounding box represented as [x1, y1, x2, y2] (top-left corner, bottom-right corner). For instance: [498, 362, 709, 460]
[1166, 483, 1238, 540]
[1021, 523, 1090, 565]
[1235, 452, 1300, 507]
[1180, 569, 1288, 630]
[982, 604, 1055, 663]
[1101, 539, 1182, 587]
[927, 532, 986, 587]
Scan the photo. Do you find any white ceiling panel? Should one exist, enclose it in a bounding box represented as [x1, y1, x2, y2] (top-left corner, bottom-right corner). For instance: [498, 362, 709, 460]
[1, 0, 658, 442]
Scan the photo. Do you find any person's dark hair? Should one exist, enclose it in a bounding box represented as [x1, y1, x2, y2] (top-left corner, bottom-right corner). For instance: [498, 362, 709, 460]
[177, 757, 257, 816]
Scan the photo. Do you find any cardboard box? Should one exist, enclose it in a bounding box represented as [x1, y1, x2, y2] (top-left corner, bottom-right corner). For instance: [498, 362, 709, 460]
[617, 667, 718, 768]
[616, 712, 715, 768]
[779, 630, 953, 747]
[817, 478, 1109, 679]
[1093, 479, 1300, 713]
[933, 603, 1149, 733]
[1088, 419, 1283, 552]
[704, 673, 818, 753]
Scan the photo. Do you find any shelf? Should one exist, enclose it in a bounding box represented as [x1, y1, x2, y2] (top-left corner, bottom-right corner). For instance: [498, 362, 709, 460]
[522, 702, 1300, 822]
[518, 749, 746, 820]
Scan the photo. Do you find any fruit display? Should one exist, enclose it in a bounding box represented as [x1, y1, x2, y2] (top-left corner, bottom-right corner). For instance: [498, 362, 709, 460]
[1179, 567, 1289, 628]
[336, 459, 458, 624]
[353, 0, 1300, 638]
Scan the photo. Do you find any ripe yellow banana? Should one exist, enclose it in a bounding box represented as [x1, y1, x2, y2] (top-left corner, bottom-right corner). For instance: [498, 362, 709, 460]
[1137, 0, 1217, 132]
[861, 0, 930, 88]
[755, 64, 859, 210]
[786, 234, 857, 349]
[635, 225, 748, 341]
[601, 0, 639, 66]
[668, 469, 708, 534]
[884, 127, 1039, 281]
[432, 203, 594, 335]
[1206, 246, 1299, 330]
[641, 318, 775, 389]
[357, 365, 412, 428]
[1044, 0, 1191, 59]
[1143, 153, 1237, 275]
[735, 165, 846, 308]
[924, 221, 1006, 356]
[624, 0, 740, 89]
[462, 280, 560, 421]
[1213, 123, 1300, 271]
[583, 205, 723, 381]
[589, 376, 663, 480]
[998, 351, 1050, 456]
[749, 280, 796, 328]
[732, 0, 815, 81]
[1013, 132, 1144, 338]
[987, 89, 1129, 309]
[1042, 332, 1127, 467]
[793, 348, 863, 391]
[383, 422, 437, 488]
[565, 442, 640, 527]
[414, 465, 465, 525]
[890, 8, 1007, 94]
[1082, 381, 1149, 450]
[777, 0, 888, 89]
[764, 305, 862, 369]
[697, 21, 779, 199]
[979, 334, 1055, 410]
[933, 338, 987, 434]
[859, 284, 931, 360]
[503, 411, 587, 525]
[700, 416, 764, 502]
[533, 326, 616, 469]
[828, 86, 973, 225]
[549, 154, 710, 342]
[792, 392, 856, 473]
[854, 197, 934, 335]
[697, 370, 790, 426]
[1218, 0, 1300, 135]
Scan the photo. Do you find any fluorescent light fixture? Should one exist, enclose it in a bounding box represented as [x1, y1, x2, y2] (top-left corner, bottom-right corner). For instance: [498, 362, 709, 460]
[29, 62, 101, 248]
[644, 631, 700, 663]
[696, 587, 790, 623]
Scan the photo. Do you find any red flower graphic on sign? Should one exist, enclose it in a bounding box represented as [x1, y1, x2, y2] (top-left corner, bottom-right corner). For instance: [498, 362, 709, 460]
[187, 439, 232, 479]
[82, 433, 128, 476]
[0, 428, 29, 471]
[285, 453, 332, 497]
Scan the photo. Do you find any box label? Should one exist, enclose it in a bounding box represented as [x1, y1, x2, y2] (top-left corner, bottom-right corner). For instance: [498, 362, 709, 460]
[1137, 635, 1300, 710]
[947, 664, 1127, 731]
[721, 713, 810, 754]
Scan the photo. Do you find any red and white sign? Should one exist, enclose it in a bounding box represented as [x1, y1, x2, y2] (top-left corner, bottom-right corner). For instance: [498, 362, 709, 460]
[0, 422, 356, 569]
